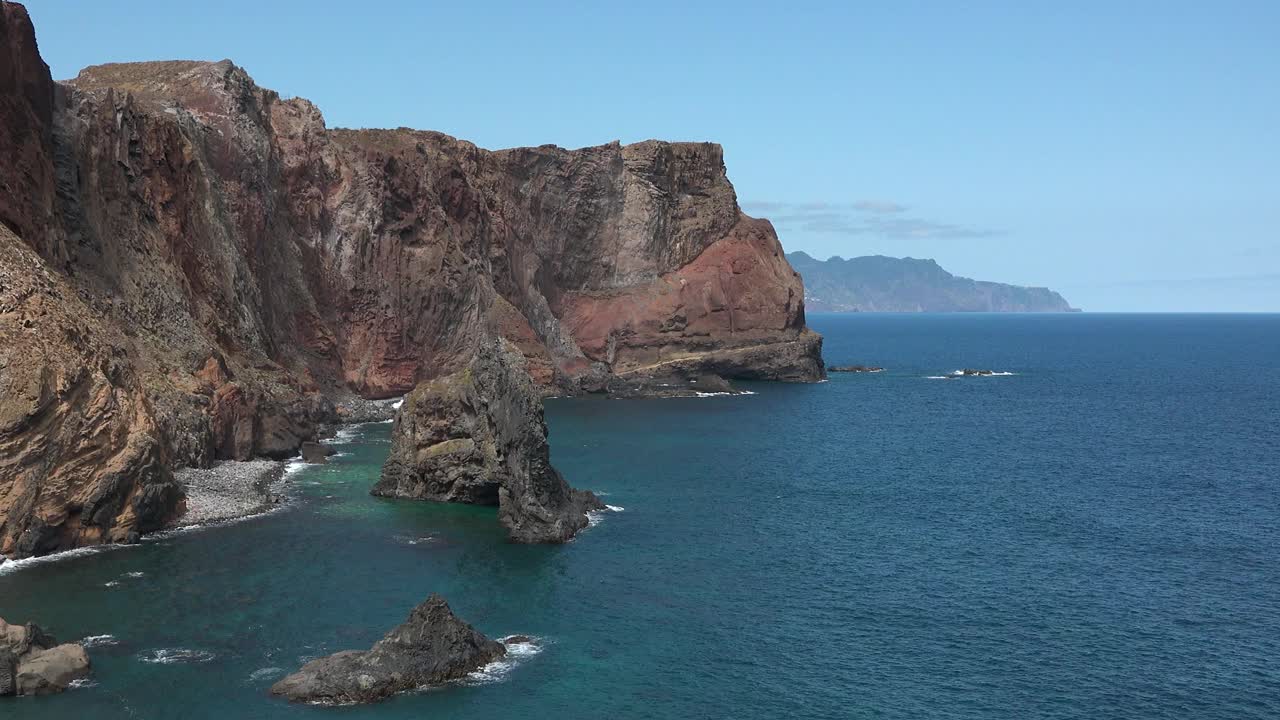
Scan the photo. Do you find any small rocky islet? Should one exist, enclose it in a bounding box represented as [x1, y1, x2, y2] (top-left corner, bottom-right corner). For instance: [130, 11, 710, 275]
[270, 594, 507, 705]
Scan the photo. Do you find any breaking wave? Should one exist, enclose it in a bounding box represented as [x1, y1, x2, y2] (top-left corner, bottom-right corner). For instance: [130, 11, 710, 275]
[464, 636, 543, 685]
[81, 634, 119, 648]
[249, 666, 284, 682]
[138, 648, 217, 665]
[0, 544, 132, 577]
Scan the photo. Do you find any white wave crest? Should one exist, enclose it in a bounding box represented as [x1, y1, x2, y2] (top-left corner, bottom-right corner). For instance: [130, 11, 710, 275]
[322, 426, 360, 445]
[126, 571, 145, 578]
[82, 634, 119, 647]
[103, 580, 120, 588]
[692, 390, 758, 398]
[0, 543, 133, 576]
[138, 648, 216, 665]
[948, 369, 1016, 377]
[394, 534, 436, 546]
[68, 678, 98, 689]
[605, 505, 625, 512]
[249, 666, 284, 681]
[283, 459, 309, 476]
[465, 636, 543, 685]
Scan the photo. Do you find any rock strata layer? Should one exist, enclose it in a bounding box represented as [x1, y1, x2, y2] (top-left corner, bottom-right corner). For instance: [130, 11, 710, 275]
[0, 2, 822, 558]
[270, 594, 504, 705]
[0, 617, 90, 696]
[375, 339, 602, 542]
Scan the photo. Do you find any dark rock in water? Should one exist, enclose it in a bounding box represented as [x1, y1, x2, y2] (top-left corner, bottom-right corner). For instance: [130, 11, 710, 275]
[300, 441, 336, 464]
[375, 338, 603, 543]
[0, 617, 90, 697]
[502, 635, 533, 645]
[828, 365, 884, 373]
[959, 369, 995, 376]
[270, 594, 504, 705]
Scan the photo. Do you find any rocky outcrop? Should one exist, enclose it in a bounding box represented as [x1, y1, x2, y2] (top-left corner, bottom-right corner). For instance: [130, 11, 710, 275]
[300, 441, 335, 464]
[828, 365, 884, 373]
[375, 339, 602, 542]
[270, 594, 504, 705]
[0, 2, 822, 558]
[0, 617, 91, 696]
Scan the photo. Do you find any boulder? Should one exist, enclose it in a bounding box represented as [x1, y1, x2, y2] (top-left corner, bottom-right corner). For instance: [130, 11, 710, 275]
[270, 594, 505, 705]
[14, 645, 89, 695]
[300, 441, 336, 464]
[0, 617, 89, 697]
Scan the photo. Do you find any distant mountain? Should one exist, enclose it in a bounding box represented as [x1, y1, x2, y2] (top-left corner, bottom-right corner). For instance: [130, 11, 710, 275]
[787, 252, 1078, 312]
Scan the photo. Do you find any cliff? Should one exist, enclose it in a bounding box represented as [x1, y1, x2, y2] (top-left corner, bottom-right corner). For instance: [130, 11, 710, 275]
[787, 252, 1077, 312]
[0, 3, 822, 558]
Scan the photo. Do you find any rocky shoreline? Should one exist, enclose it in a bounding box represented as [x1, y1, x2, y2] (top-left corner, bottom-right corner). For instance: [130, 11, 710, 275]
[173, 461, 289, 528]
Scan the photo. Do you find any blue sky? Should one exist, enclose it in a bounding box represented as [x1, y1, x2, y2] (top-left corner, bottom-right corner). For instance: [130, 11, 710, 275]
[25, 1, 1279, 310]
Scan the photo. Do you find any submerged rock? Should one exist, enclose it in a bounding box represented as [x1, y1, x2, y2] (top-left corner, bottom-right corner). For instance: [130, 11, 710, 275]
[270, 594, 504, 705]
[0, 618, 90, 697]
[827, 365, 884, 373]
[375, 339, 603, 542]
[959, 369, 995, 376]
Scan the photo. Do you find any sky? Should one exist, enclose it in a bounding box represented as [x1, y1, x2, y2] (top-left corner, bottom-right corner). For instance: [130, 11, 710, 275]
[24, 1, 1280, 311]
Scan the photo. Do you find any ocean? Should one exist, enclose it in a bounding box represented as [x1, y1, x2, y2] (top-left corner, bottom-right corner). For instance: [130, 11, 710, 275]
[2, 313, 1278, 719]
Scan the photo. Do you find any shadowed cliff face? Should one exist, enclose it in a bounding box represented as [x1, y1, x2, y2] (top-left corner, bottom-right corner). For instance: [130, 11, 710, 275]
[0, 2, 821, 557]
[376, 339, 603, 543]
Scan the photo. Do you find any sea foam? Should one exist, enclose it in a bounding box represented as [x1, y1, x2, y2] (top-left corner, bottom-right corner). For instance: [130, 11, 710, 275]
[138, 648, 216, 665]
[464, 636, 543, 685]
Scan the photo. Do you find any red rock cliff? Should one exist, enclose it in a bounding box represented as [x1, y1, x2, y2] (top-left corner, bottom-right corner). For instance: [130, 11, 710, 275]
[0, 2, 822, 558]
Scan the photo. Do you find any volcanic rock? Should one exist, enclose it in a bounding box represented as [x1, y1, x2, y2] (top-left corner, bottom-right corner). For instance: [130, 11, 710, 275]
[270, 594, 504, 705]
[828, 365, 884, 373]
[0, 2, 823, 558]
[0, 618, 90, 697]
[300, 441, 335, 464]
[375, 338, 603, 542]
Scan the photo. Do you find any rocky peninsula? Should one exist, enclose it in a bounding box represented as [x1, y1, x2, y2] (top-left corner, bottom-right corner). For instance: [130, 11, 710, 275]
[0, 1, 824, 560]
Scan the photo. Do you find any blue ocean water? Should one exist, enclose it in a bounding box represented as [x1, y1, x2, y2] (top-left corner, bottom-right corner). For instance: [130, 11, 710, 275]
[1, 313, 1278, 719]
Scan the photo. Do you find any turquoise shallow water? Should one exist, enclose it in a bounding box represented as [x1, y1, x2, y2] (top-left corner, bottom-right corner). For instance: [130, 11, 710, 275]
[2, 313, 1279, 719]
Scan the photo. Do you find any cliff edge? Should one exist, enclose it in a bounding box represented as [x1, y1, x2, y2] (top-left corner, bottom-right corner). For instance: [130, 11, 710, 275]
[0, 2, 822, 557]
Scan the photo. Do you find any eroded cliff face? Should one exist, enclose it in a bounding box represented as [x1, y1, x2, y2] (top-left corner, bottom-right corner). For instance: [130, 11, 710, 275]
[0, 2, 821, 557]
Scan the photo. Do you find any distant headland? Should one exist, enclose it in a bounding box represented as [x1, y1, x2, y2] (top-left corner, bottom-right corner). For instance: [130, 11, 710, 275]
[787, 251, 1078, 312]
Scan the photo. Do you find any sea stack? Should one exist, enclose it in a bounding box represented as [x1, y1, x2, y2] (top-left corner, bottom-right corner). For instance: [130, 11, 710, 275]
[270, 594, 505, 705]
[375, 338, 603, 542]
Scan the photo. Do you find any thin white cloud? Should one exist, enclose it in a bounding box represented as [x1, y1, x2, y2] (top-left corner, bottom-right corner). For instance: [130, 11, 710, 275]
[741, 200, 996, 239]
